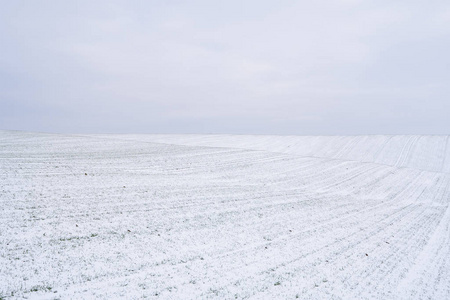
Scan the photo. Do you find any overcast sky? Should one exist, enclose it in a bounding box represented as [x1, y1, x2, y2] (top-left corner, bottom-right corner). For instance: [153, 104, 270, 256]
[1, 0, 449, 134]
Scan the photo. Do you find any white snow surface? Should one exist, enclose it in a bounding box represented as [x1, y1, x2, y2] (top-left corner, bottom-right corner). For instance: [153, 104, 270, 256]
[1, 131, 450, 299]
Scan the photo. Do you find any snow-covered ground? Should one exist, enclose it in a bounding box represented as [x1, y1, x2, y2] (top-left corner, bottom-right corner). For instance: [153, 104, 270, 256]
[1, 131, 449, 299]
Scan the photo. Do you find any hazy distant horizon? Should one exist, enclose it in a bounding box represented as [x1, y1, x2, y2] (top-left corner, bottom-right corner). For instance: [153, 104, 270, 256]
[1, 1, 449, 135]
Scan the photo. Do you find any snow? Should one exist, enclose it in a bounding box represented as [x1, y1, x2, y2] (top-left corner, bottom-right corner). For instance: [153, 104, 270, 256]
[1, 131, 449, 299]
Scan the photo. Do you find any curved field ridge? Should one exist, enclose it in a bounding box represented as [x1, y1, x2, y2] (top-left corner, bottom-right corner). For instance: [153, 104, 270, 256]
[0, 131, 449, 299]
[122, 134, 450, 173]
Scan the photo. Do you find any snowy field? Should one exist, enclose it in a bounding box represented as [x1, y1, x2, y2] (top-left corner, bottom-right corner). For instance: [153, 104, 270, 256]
[1, 131, 450, 299]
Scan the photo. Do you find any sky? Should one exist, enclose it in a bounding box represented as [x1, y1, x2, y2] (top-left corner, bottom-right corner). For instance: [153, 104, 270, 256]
[1, 0, 449, 135]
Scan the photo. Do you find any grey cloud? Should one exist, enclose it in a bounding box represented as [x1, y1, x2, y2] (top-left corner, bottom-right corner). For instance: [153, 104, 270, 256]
[1, 0, 449, 134]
